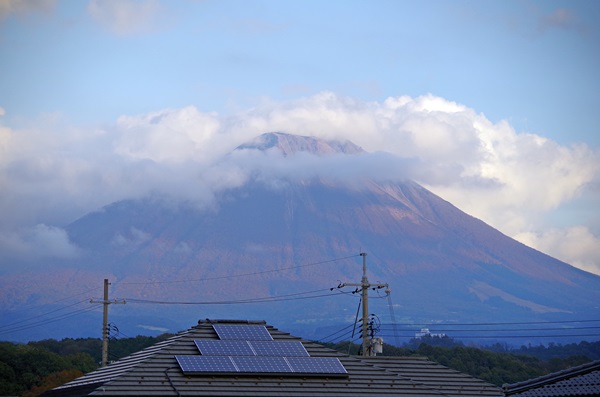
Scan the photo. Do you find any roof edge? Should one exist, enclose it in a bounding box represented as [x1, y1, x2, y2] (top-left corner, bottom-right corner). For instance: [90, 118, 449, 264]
[197, 319, 268, 325]
[503, 359, 600, 395]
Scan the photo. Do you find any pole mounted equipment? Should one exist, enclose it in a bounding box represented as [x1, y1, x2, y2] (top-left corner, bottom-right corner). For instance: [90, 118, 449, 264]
[90, 278, 126, 367]
[338, 253, 389, 356]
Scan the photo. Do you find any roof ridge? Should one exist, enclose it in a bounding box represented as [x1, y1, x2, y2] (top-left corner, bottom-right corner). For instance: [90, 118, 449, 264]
[503, 359, 600, 394]
[196, 318, 268, 325]
[360, 355, 429, 361]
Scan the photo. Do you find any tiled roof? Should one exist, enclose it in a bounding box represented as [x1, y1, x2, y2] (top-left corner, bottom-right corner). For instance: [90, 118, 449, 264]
[364, 356, 503, 397]
[41, 319, 503, 397]
[503, 360, 600, 396]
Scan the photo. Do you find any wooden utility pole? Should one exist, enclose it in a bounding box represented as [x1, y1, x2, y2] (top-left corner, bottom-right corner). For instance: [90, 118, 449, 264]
[340, 253, 389, 356]
[90, 279, 125, 367]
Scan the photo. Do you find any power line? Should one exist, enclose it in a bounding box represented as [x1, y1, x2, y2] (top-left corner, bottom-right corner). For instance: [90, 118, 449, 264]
[0, 288, 102, 332]
[0, 305, 99, 336]
[0, 299, 92, 331]
[381, 319, 600, 327]
[125, 288, 347, 305]
[318, 323, 356, 343]
[328, 329, 357, 344]
[377, 333, 600, 340]
[5, 287, 101, 313]
[319, 320, 600, 343]
[379, 326, 600, 332]
[118, 254, 360, 285]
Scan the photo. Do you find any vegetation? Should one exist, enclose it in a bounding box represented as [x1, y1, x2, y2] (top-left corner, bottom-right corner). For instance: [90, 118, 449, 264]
[0, 342, 95, 396]
[1, 335, 598, 395]
[0, 334, 174, 397]
[411, 343, 574, 386]
[325, 338, 597, 386]
[29, 333, 174, 364]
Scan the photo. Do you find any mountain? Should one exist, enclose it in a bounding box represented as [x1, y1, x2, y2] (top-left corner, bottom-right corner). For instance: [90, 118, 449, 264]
[1, 132, 599, 344]
[237, 131, 365, 155]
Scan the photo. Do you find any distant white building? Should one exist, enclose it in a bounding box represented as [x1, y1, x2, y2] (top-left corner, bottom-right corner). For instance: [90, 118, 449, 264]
[415, 328, 447, 339]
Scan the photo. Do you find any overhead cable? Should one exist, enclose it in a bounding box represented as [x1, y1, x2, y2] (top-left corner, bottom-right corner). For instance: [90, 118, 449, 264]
[0, 305, 99, 336]
[0, 299, 93, 332]
[125, 288, 346, 305]
[118, 254, 360, 285]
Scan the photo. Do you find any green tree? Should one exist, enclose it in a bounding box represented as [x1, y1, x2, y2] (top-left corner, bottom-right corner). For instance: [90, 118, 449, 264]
[22, 369, 83, 397]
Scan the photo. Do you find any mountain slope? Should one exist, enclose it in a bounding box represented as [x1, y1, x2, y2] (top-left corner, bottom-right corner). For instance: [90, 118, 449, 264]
[1, 132, 598, 342]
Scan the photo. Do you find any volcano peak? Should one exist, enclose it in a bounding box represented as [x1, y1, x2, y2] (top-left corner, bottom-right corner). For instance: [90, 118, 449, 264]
[236, 132, 365, 156]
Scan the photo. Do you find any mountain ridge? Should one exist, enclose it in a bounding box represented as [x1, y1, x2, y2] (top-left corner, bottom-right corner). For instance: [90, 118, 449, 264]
[236, 131, 365, 156]
[0, 132, 598, 343]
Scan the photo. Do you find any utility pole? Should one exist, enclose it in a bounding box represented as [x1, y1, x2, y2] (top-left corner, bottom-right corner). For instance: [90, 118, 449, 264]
[90, 279, 126, 367]
[340, 253, 389, 356]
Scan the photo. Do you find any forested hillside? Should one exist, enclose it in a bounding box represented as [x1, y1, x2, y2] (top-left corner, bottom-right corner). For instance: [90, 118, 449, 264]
[0, 342, 95, 397]
[2, 336, 598, 396]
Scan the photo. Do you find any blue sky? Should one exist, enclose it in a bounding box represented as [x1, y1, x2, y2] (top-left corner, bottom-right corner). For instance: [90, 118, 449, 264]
[0, 0, 599, 274]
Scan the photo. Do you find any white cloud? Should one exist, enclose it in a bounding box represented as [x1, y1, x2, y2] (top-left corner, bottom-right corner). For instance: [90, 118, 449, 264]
[114, 106, 221, 163]
[0, 224, 80, 262]
[428, 124, 598, 234]
[0, 92, 599, 274]
[138, 324, 169, 332]
[516, 227, 600, 275]
[86, 0, 164, 35]
[111, 227, 151, 247]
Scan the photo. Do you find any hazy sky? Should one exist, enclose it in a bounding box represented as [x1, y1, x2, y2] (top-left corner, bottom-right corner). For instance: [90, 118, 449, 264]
[0, 0, 599, 275]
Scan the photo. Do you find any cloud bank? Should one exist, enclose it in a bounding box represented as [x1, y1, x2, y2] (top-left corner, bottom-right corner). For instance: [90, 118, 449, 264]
[0, 92, 598, 274]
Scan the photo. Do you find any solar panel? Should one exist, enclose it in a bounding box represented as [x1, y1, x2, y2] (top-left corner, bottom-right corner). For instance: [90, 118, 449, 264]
[213, 324, 273, 341]
[195, 340, 254, 356]
[286, 357, 348, 374]
[195, 340, 309, 357]
[250, 341, 309, 357]
[232, 356, 293, 373]
[177, 355, 347, 376]
[176, 356, 237, 373]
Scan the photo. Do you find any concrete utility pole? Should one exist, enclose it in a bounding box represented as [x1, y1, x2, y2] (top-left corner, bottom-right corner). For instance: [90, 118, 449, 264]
[341, 253, 389, 356]
[90, 279, 126, 367]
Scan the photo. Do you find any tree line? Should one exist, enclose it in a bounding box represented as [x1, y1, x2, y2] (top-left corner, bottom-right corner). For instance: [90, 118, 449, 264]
[0, 334, 174, 396]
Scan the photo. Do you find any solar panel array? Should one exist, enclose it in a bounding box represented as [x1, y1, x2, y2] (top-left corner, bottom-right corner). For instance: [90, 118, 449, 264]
[176, 355, 348, 375]
[194, 340, 309, 357]
[176, 324, 348, 377]
[212, 325, 273, 340]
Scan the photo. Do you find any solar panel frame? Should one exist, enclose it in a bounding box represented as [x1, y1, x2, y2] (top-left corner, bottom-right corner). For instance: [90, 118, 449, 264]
[250, 340, 309, 357]
[194, 340, 255, 356]
[212, 324, 273, 341]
